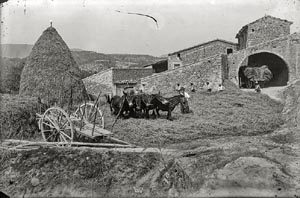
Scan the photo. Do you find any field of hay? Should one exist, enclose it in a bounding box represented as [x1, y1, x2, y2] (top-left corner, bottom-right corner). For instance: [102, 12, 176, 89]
[103, 82, 283, 149]
[2, 81, 300, 197]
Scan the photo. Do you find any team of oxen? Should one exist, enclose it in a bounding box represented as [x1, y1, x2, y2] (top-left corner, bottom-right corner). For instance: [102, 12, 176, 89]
[105, 92, 190, 120]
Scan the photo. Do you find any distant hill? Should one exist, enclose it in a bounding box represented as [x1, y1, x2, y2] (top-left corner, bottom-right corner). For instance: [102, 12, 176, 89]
[1, 44, 33, 58]
[106, 53, 164, 68]
[0, 57, 25, 93]
[1, 44, 164, 79]
[72, 51, 164, 76]
[71, 50, 163, 68]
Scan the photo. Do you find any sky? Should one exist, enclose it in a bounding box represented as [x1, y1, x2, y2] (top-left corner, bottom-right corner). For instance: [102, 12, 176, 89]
[0, 0, 299, 56]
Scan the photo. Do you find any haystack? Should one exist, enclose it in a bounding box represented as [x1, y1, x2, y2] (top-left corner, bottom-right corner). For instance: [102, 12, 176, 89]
[19, 26, 88, 106]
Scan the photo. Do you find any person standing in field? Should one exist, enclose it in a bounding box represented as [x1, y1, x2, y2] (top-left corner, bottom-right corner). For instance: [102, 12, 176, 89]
[190, 82, 196, 92]
[175, 83, 181, 92]
[255, 81, 261, 93]
[205, 82, 212, 92]
[180, 87, 190, 100]
[218, 84, 225, 92]
[139, 83, 145, 93]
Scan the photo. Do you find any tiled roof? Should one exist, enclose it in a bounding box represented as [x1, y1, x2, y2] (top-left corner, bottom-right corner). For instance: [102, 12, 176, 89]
[112, 68, 153, 83]
[143, 59, 168, 67]
[236, 15, 293, 38]
[168, 39, 237, 56]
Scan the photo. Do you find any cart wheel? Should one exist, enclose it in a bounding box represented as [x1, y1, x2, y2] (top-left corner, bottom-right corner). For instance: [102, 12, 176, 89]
[74, 102, 104, 128]
[40, 107, 74, 146]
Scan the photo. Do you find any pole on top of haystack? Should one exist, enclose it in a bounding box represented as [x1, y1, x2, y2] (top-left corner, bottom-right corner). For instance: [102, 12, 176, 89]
[50, 20, 53, 27]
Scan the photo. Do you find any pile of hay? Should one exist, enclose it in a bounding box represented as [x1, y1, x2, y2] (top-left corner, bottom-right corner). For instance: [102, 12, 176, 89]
[0, 94, 40, 140]
[19, 26, 88, 106]
[103, 80, 283, 148]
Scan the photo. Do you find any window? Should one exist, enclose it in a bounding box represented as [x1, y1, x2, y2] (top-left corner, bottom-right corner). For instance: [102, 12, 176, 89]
[174, 63, 181, 67]
[227, 48, 233, 54]
[177, 53, 182, 61]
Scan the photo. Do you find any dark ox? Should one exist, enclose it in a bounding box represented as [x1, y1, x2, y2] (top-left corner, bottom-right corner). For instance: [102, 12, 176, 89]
[106, 93, 138, 118]
[155, 94, 188, 120]
[139, 94, 169, 119]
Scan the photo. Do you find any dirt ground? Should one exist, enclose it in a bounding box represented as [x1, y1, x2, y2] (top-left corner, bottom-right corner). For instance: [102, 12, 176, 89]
[1, 127, 300, 197]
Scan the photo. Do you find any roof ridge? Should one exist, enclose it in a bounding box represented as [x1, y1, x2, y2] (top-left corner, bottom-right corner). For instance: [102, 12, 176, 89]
[168, 39, 237, 56]
[248, 15, 293, 26]
[236, 15, 293, 37]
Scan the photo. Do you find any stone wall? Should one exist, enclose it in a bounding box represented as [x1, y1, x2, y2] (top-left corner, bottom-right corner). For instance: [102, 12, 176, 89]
[228, 33, 300, 86]
[112, 68, 153, 84]
[282, 80, 300, 128]
[82, 69, 113, 96]
[246, 16, 291, 47]
[141, 54, 224, 94]
[168, 40, 237, 70]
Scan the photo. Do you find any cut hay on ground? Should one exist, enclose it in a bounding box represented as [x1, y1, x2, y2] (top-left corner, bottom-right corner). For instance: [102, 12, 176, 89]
[19, 27, 88, 106]
[0, 94, 40, 140]
[101, 80, 284, 149]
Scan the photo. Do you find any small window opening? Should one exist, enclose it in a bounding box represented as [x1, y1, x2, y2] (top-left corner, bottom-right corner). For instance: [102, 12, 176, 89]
[227, 48, 233, 54]
[252, 29, 255, 32]
[177, 53, 182, 60]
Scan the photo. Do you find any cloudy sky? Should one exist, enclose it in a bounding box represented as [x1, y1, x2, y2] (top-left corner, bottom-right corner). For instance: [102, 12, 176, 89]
[1, 0, 299, 56]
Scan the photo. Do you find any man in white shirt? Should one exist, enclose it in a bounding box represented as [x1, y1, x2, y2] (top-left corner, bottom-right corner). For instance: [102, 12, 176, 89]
[139, 84, 145, 93]
[175, 83, 181, 92]
[218, 84, 225, 92]
[205, 82, 212, 92]
[180, 87, 190, 100]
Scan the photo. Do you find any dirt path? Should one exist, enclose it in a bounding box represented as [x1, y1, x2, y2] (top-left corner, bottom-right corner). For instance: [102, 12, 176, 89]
[241, 86, 287, 101]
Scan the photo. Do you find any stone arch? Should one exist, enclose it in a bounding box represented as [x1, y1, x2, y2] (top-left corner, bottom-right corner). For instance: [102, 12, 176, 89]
[237, 51, 289, 88]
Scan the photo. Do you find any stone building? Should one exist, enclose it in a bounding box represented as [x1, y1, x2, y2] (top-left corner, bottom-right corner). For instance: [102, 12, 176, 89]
[143, 59, 168, 73]
[83, 67, 153, 96]
[167, 39, 238, 70]
[229, 15, 299, 88]
[84, 15, 300, 95]
[236, 15, 292, 49]
[141, 54, 227, 94]
[141, 15, 300, 93]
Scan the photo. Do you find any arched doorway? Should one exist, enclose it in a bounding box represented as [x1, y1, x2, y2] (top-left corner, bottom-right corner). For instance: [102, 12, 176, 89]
[238, 52, 288, 88]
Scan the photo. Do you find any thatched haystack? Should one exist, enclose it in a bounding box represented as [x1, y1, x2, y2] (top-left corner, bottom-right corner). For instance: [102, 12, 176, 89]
[19, 26, 88, 106]
[0, 94, 40, 140]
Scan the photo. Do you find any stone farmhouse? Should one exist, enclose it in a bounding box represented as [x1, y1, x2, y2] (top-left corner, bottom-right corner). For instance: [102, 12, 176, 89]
[83, 68, 152, 96]
[84, 15, 300, 96]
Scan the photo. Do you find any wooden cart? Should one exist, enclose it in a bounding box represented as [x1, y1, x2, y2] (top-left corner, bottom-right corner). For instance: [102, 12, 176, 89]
[36, 101, 128, 147]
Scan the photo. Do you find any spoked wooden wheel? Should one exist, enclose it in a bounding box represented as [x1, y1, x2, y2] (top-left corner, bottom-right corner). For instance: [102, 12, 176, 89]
[74, 102, 104, 128]
[40, 107, 74, 145]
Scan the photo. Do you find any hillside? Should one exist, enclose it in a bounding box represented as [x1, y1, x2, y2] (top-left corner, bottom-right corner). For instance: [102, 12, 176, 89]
[1, 44, 162, 77]
[107, 53, 164, 68]
[0, 57, 25, 93]
[72, 51, 163, 74]
[0, 44, 33, 58]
